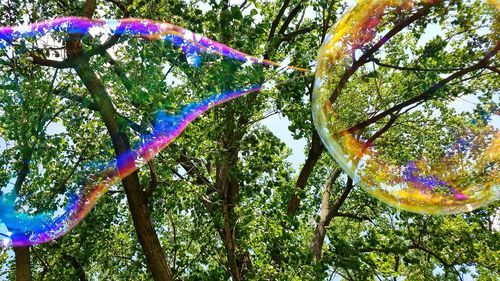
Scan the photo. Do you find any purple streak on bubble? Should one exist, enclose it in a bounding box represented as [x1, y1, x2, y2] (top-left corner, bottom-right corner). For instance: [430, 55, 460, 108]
[403, 161, 449, 190]
[0, 17, 285, 69]
[402, 161, 467, 200]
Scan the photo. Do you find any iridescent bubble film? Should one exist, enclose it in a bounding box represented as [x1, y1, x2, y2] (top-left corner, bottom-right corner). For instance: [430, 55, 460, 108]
[0, 17, 305, 247]
[313, 0, 499, 214]
[1, 0, 499, 248]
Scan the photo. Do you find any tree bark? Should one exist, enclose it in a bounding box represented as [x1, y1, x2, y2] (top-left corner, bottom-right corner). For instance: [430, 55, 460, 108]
[216, 130, 243, 281]
[223, 200, 240, 281]
[14, 247, 32, 281]
[286, 130, 324, 216]
[72, 58, 174, 281]
[13, 151, 34, 281]
[48, 0, 174, 279]
[311, 176, 353, 260]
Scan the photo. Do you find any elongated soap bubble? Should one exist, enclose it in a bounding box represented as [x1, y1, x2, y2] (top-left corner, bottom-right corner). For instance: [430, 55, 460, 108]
[313, 0, 499, 214]
[0, 17, 307, 247]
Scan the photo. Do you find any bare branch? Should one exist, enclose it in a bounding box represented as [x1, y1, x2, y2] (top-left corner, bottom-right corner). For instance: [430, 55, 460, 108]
[281, 26, 314, 43]
[278, 0, 306, 36]
[30, 54, 72, 69]
[239, 0, 249, 10]
[268, 0, 291, 44]
[329, 5, 434, 105]
[340, 43, 499, 137]
[372, 58, 465, 72]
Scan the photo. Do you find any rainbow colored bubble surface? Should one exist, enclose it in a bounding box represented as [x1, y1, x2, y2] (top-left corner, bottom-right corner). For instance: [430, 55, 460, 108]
[0, 17, 304, 247]
[0, 0, 499, 248]
[312, 0, 499, 214]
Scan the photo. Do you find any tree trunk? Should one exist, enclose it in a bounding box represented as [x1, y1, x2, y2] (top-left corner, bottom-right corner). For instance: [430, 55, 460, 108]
[14, 247, 32, 281]
[311, 169, 340, 260]
[217, 139, 242, 281]
[311, 176, 353, 260]
[311, 221, 328, 261]
[13, 152, 33, 281]
[223, 201, 240, 281]
[287, 130, 324, 216]
[73, 59, 173, 281]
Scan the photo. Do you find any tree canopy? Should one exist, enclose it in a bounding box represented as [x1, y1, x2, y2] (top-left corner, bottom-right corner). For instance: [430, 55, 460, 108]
[0, 0, 498, 280]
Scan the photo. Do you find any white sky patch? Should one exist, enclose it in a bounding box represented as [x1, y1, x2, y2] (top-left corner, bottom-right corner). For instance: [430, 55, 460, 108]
[46, 122, 67, 136]
[240, 60, 253, 69]
[448, 94, 479, 114]
[476, 25, 491, 37]
[492, 208, 500, 232]
[491, 114, 500, 129]
[262, 80, 276, 91]
[345, 0, 358, 8]
[34, 32, 59, 48]
[11, 24, 33, 35]
[161, 62, 183, 87]
[278, 55, 291, 68]
[303, 6, 316, 20]
[88, 25, 114, 44]
[195, 2, 212, 13]
[416, 23, 444, 48]
[0, 138, 14, 154]
[260, 114, 307, 171]
[447, 93, 499, 129]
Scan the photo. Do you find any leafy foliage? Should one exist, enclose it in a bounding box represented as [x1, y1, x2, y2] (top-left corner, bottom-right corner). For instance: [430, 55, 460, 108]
[0, 0, 498, 280]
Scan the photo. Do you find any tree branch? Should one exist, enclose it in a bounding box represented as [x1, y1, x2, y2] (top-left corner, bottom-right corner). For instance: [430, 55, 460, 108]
[329, 5, 434, 105]
[84, 0, 133, 58]
[321, 0, 336, 43]
[372, 58, 465, 72]
[29, 55, 73, 69]
[268, 0, 291, 44]
[281, 26, 314, 43]
[85, 34, 123, 58]
[486, 66, 500, 75]
[144, 159, 158, 199]
[52, 88, 143, 133]
[340, 43, 499, 137]
[286, 129, 324, 215]
[335, 212, 369, 221]
[311, 168, 341, 260]
[277, 0, 306, 36]
[177, 153, 213, 189]
[63, 254, 88, 281]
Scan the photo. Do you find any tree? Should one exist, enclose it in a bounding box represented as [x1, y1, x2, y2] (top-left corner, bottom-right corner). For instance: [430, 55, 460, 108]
[0, 0, 498, 280]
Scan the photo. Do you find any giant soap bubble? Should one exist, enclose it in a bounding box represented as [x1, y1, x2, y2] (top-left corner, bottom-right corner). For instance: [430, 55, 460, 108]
[0, 17, 306, 247]
[0, 0, 499, 248]
[312, 0, 499, 214]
